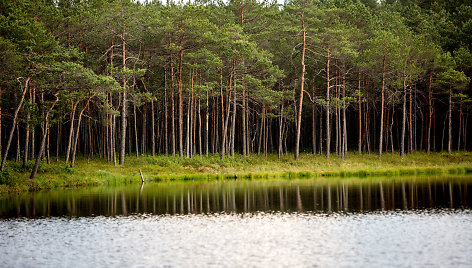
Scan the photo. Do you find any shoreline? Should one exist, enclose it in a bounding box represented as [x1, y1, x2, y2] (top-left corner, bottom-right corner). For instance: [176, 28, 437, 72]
[1, 152, 471, 194]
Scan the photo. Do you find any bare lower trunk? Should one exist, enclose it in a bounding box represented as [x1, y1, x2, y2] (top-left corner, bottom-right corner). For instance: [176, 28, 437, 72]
[448, 87, 452, 154]
[220, 91, 232, 160]
[278, 101, 284, 158]
[134, 103, 138, 158]
[30, 94, 58, 179]
[151, 100, 155, 156]
[401, 75, 407, 157]
[427, 71, 432, 153]
[342, 73, 347, 160]
[230, 84, 236, 159]
[1, 77, 30, 171]
[379, 56, 385, 158]
[358, 71, 362, 154]
[326, 49, 331, 158]
[71, 96, 94, 167]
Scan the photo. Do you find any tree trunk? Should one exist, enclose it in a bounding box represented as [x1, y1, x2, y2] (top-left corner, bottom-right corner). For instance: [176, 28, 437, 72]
[401, 74, 407, 157]
[178, 34, 184, 158]
[119, 27, 127, 165]
[1, 77, 30, 171]
[230, 77, 236, 159]
[23, 88, 31, 167]
[294, 17, 306, 160]
[326, 48, 331, 158]
[379, 56, 385, 158]
[30, 94, 58, 179]
[448, 86, 452, 154]
[71, 96, 94, 168]
[134, 103, 138, 158]
[342, 72, 347, 160]
[358, 71, 362, 154]
[164, 69, 168, 155]
[220, 90, 232, 160]
[278, 101, 284, 158]
[205, 91, 209, 156]
[151, 100, 155, 156]
[312, 84, 316, 155]
[65, 101, 78, 163]
[427, 71, 432, 153]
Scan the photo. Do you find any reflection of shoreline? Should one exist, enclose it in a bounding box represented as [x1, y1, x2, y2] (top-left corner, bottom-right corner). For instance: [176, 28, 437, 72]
[0, 177, 471, 218]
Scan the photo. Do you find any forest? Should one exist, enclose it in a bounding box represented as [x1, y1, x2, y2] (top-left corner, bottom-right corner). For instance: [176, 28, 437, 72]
[0, 0, 471, 180]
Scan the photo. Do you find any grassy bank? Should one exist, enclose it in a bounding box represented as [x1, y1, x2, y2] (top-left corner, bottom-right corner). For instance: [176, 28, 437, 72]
[1, 152, 472, 194]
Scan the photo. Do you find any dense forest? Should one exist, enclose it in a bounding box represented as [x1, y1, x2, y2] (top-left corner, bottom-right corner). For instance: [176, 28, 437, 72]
[0, 0, 471, 179]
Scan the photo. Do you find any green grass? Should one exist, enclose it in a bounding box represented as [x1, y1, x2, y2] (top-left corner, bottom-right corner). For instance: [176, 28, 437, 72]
[1, 151, 471, 194]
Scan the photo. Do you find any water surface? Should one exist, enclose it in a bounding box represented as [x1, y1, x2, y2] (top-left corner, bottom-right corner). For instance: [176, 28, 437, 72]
[0, 176, 471, 267]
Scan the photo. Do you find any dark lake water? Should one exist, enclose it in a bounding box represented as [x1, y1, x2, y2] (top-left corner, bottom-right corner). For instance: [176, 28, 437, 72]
[1, 176, 471, 266]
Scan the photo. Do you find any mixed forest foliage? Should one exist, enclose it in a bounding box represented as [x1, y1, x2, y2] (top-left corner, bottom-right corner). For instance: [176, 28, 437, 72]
[0, 0, 471, 178]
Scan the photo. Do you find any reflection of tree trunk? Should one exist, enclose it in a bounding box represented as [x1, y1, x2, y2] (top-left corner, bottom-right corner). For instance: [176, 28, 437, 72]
[359, 186, 363, 211]
[327, 185, 331, 212]
[121, 192, 127, 216]
[296, 186, 304, 212]
[379, 182, 385, 210]
[449, 182, 453, 208]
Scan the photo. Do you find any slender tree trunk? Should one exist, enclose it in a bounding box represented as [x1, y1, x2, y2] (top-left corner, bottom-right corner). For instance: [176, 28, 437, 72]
[198, 98, 202, 159]
[171, 57, 176, 157]
[379, 56, 385, 158]
[31, 87, 35, 161]
[358, 71, 362, 154]
[151, 100, 155, 156]
[278, 101, 284, 159]
[1, 77, 30, 171]
[326, 48, 331, 158]
[312, 84, 316, 155]
[342, 72, 347, 160]
[427, 71, 432, 153]
[230, 76, 236, 159]
[205, 91, 209, 156]
[401, 74, 407, 157]
[71, 96, 94, 168]
[65, 101, 78, 163]
[220, 90, 232, 160]
[134, 103, 138, 158]
[31, 94, 58, 179]
[119, 27, 127, 165]
[294, 18, 306, 160]
[164, 69, 168, 155]
[178, 34, 184, 157]
[409, 80, 413, 153]
[242, 86, 247, 156]
[448, 86, 452, 154]
[23, 88, 31, 167]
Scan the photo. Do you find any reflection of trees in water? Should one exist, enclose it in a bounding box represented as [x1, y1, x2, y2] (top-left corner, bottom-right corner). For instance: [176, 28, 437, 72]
[1, 178, 471, 218]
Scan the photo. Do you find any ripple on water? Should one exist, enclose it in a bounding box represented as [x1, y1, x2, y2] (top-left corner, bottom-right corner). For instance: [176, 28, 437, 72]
[0, 209, 471, 267]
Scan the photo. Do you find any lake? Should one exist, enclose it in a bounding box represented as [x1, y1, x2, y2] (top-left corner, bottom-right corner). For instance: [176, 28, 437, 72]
[1, 176, 471, 267]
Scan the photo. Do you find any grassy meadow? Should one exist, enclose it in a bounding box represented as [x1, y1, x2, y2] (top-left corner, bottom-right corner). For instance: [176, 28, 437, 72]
[1, 151, 472, 194]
